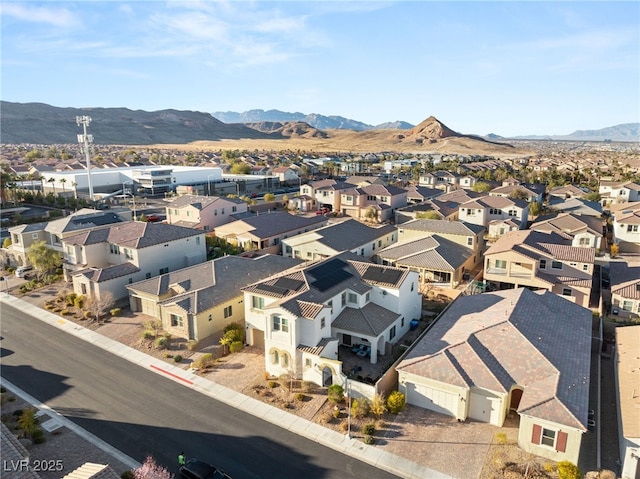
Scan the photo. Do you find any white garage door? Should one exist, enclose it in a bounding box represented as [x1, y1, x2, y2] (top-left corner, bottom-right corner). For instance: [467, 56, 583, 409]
[407, 383, 458, 417]
[469, 392, 501, 425]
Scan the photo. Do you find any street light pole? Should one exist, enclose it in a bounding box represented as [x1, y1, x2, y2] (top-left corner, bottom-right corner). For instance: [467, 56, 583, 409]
[346, 378, 351, 439]
[207, 174, 217, 196]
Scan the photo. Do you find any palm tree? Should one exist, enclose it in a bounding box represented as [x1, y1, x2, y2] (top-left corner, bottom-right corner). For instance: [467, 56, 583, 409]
[60, 178, 67, 194]
[47, 177, 56, 195]
[71, 181, 78, 201]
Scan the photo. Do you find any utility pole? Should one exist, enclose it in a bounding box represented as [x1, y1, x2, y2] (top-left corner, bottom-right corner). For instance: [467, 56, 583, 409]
[76, 116, 95, 202]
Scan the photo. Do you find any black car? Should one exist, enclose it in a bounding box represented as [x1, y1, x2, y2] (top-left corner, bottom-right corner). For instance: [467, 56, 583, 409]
[179, 459, 231, 479]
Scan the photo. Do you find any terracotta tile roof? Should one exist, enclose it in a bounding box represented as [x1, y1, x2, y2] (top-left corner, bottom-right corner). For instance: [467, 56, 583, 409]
[610, 261, 640, 300]
[73, 262, 141, 283]
[397, 288, 592, 430]
[376, 235, 473, 271]
[298, 337, 336, 355]
[332, 302, 400, 336]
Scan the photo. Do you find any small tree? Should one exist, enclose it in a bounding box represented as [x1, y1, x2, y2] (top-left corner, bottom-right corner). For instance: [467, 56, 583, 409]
[416, 211, 441, 220]
[611, 243, 619, 258]
[387, 391, 406, 414]
[132, 456, 173, 479]
[364, 207, 378, 223]
[85, 292, 115, 323]
[471, 181, 492, 193]
[263, 193, 276, 202]
[18, 407, 39, 439]
[26, 240, 62, 279]
[2, 237, 11, 248]
[351, 398, 370, 418]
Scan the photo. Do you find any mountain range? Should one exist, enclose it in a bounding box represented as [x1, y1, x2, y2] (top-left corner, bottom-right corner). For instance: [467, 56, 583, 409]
[0, 102, 637, 148]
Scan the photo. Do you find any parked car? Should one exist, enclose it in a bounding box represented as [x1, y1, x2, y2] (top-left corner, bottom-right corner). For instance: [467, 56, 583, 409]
[15, 266, 33, 278]
[145, 214, 161, 222]
[179, 459, 231, 479]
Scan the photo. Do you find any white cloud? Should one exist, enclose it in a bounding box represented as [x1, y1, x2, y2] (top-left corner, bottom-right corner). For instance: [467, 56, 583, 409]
[1, 3, 79, 28]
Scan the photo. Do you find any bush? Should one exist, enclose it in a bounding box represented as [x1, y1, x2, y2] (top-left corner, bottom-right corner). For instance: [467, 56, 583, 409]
[66, 292, 77, 306]
[74, 296, 85, 309]
[173, 355, 183, 363]
[295, 393, 306, 402]
[370, 393, 387, 418]
[332, 408, 341, 418]
[121, 471, 134, 479]
[328, 384, 344, 404]
[387, 391, 406, 414]
[60, 309, 70, 315]
[229, 341, 243, 353]
[110, 308, 121, 317]
[83, 311, 92, 320]
[186, 340, 199, 351]
[363, 435, 374, 445]
[300, 381, 314, 393]
[142, 330, 155, 339]
[268, 381, 279, 388]
[351, 398, 370, 419]
[495, 432, 508, 445]
[362, 423, 375, 435]
[557, 461, 582, 479]
[543, 463, 556, 473]
[196, 353, 215, 369]
[45, 303, 54, 310]
[155, 337, 168, 349]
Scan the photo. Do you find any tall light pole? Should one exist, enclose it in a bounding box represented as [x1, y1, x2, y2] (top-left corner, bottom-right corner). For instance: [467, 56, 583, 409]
[123, 181, 137, 221]
[76, 116, 95, 202]
[345, 378, 351, 439]
[207, 174, 217, 196]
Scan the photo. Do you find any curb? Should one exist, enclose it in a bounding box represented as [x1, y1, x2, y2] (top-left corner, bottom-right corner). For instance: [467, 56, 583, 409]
[1, 293, 451, 479]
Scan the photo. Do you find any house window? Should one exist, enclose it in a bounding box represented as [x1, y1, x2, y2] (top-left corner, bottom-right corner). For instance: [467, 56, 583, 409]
[562, 288, 572, 296]
[622, 300, 633, 312]
[401, 317, 405, 327]
[346, 195, 353, 202]
[232, 206, 237, 213]
[214, 209, 218, 216]
[252, 296, 265, 309]
[540, 428, 556, 448]
[579, 237, 590, 246]
[32, 233, 39, 239]
[224, 305, 232, 318]
[170, 314, 183, 327]
[372, 243, 376, 251]
[508, 210, 517, 217]
[360, 248, 364, 256]
[294, 249, 300, 257]
[110, 244, 120, 255]
[285, 245, 292, 254]
[378, 240, 382, 247]
[282, 353, 289, 367]
[627, 225, 639, 232]
[159, 267, 169, 275]
[305, 358, 312, 368]
[467, 237, 473, 246]
[272, 350, 279, 364]
[341, 292, 346, 306]
[321, 317, 326, 328]
[221, 208, 225, 215]
[466, 208, 475, 216]
[540, 259, 547, 269]
[583, 264, 589, 271]
[389, 325, 396, 340]
[495, 260, 507, 270]
[411, 282, 414, 292]
[551, 261, 563, 270]
[328, 300, 333, 312]
[365, 292, 370, 302]
[348, 293, 357, 304]
[124, 248, 133, 259]
[273, 315, 289, 333]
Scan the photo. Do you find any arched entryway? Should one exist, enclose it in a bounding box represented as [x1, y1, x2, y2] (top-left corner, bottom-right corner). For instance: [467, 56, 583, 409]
[322, 367, 333, 387]
[510, 387, 524, 412]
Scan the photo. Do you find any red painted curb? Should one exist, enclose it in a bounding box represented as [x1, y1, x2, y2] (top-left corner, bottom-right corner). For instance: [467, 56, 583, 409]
[150, 364, 194, 385]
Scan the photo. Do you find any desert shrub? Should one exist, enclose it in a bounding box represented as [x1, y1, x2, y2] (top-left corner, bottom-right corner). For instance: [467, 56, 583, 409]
[363, 435, 374, 445]
[143, 319, 162, 332]
[163, 353, 172, 358]
[268, 381, 279, 388]
[543, 462, 556, 473]
[142, 330, 155, 340]
[300, 381, 314, 393]
[495, 431, 508, 444]
[110, 308, 121, 317]
[362, 423, 375, 435]
[339, 420, 349, 432]
[223, 322, 244, 342]
[295, 393, 306, 402]
[45, 303, 54, 310]
[17, 407, 38, 438]
[229, 341, 243, 353]
[60, 309, 70, 315]
[327, 384, 344, 404]
[186, 340, 199, 351]
[351, 398, 370, 419]
[66, 292, 77, 305]
[84, 311, 92, 319]
[370, 393, 387, 418]
[387, 391, 406, 414]
[155, 337, 168, 349]
[557, 461, 581, 479]
[121, 471, 134, 479]
[599, 470, 616, 479]
[173, 355, 183, 363]
[74, 295, 85, 308]
[53, 307, 61, 313]
[332, 408, 341, 418]
[196, 353, 215, 369]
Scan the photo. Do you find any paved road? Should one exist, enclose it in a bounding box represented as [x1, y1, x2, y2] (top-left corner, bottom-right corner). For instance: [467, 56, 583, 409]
[0, 302, 399, 479]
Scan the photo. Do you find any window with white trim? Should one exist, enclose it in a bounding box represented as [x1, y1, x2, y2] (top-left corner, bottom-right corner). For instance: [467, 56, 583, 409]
[320, 317, 326, 328]
[224, 305, 232, 318]
[252, 296, 265, 309]
[539, 259, 547, 269]
[170, 314, 183, 327]
[562, 288, 572, 296]
[347, 293, 357, 304]
[622, 300, 633, 312]
[540, 428, 556, 447]
[495, 260, 507, 269]
[273, 315, 289, 333]
[551, 261, 562, 270]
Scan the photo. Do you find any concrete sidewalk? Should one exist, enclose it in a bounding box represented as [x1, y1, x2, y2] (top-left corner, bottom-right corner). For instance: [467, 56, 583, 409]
[0, 293, 451, 479]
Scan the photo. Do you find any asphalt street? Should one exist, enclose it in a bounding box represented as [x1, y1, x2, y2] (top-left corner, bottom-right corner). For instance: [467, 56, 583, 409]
[0, 302, 400, 479]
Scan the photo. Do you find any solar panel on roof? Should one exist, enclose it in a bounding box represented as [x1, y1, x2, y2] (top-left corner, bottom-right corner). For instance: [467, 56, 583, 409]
[274, 277, 304, 291]
[312, 269, 352, 292]
[363, 267, 403, 285]
[308, 258, 347, 279]
[255, 283, 289, 296]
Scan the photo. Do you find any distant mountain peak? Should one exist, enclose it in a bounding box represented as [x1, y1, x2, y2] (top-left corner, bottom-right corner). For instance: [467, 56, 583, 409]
[406, 116, 460, 139]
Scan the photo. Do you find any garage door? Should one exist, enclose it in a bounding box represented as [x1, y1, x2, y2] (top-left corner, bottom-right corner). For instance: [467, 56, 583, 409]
[407, 383, 458, 417]
[469, 392, 501, 425]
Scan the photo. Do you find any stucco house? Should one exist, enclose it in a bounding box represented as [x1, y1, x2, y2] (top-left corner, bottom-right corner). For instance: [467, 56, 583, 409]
[165, 195, 247, 232]
[530, 212, 604, 250]
[64, 221, 206, 302]
[126, 254, 301, 341]
[614, 325, 640, 479]
[489, 180, 545, 204]
[339, 184, 408, 223]
[396, 288, 592, 465]
[300, 179, 356, 213]
[610, 202, 640, 254]
[272, 166, 300, 185]
[599, 180, 640, 207]
[458, 195, 529, 232]
[282, 219, 397, 261]
[242, 252, 421, 388]
[213, 211, 328, 255]
[483, 230, 595, 308]
[609, 261, 640, 318]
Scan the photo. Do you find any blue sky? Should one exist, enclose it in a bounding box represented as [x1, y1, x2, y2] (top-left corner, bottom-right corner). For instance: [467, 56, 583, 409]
[2, 1, 638, 137]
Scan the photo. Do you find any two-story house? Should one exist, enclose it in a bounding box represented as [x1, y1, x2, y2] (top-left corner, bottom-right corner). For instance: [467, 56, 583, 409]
[282, 219, 397, 261]
[242, 252, 421, 388]
[4, 209, 128, 269]
[489, 180, 545, 204]
[599, 180, 640, 207]
[404, 185, 442, 204]
[300, 179, 356, 213]
[609, 261, 640, 318]
[339, 184, 408, 222]
[530, 212, 604, 250]
[213, 211, 328, 255]
[483, 230, 595, 308]
[63, 222, 206, 302]
[165, 195, 247, 232]
[126, 254, 301, 341]
[272, 166, 299, 186]
[419, 170, 460, 191]
[458, 195, 529, 234]
[610, 202, 640, 254]
[394, 189, 485, 223]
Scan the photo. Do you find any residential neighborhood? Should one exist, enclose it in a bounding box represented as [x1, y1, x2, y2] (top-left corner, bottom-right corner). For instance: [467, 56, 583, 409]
[2, 142, 640, 479]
